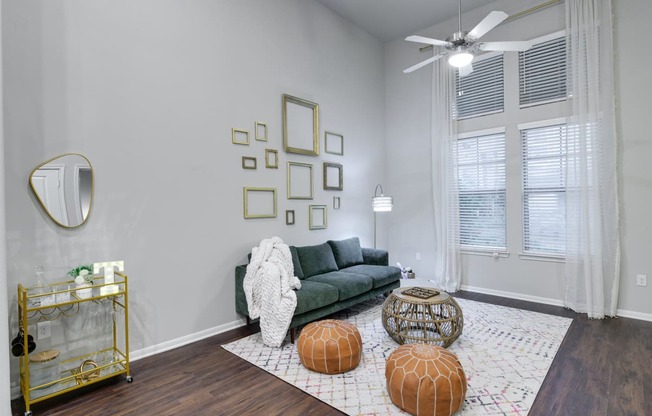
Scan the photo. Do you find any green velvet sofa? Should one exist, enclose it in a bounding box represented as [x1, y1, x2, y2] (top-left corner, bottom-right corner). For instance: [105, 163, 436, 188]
[235, 237, 401, 341]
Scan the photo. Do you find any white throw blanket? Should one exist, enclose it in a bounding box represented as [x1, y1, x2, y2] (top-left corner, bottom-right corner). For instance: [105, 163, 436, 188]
[243, 237, 301, 347]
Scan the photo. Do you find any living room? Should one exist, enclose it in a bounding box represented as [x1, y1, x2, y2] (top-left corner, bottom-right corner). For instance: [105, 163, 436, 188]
[1, 0, 650, 415]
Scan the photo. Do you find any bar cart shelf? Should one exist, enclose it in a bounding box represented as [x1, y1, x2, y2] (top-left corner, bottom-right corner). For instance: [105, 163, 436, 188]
[17, 272, 131, 416]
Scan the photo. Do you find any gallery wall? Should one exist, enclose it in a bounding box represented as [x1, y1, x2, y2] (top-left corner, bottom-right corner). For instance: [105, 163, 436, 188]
[2, 0, 386, 394]
[385, 0, 652, 318]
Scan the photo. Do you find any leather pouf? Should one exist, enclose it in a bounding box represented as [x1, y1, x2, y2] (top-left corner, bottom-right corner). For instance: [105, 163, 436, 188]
[297, 319, 362, 374]
[386, 344, 467, 416]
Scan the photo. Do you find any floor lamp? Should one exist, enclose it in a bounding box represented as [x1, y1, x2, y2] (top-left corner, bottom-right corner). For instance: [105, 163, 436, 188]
[372, 184, 393, 248]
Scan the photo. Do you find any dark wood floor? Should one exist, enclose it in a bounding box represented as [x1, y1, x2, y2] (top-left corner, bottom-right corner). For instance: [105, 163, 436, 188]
[11, 291, 652, 416]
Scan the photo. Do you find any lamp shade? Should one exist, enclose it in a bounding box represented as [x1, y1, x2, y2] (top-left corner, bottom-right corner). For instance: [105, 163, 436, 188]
[373, 184, 393, 212]
[373, 196, 393, 212]
[448, 51, 473, 68]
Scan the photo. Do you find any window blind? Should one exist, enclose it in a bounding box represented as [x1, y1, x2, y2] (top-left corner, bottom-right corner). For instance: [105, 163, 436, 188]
[521, 123, 567, 255]
[456, 131, 506, 249]
[455, 54, 504, 119]
[519, 36, 567, 107]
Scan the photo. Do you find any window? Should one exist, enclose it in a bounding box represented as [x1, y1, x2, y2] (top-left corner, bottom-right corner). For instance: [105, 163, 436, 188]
[519, 33, 567, 107]
[520, 121, 567, 255]
[455, 54, 504, 119]
[456, 129, 506, 250]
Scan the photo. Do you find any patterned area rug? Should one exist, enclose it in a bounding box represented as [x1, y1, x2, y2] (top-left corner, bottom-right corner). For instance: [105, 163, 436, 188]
[223, 297, 572, 415]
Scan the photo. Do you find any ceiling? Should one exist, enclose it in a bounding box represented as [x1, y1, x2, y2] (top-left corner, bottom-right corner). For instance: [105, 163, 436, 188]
[314, 0, 498, 42]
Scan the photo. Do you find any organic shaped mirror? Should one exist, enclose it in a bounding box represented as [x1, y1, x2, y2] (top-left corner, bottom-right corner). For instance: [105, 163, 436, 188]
[29, 154, 94, 228]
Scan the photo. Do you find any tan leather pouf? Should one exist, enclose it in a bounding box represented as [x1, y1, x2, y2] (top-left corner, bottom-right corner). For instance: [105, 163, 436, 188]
[297, 319, 362, 374]
[386, 344, 467, 416]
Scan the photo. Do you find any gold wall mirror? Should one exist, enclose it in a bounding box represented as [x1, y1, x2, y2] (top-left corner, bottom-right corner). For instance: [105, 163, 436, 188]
[282, 94, 319, 156]
[29, 153, 94, 228]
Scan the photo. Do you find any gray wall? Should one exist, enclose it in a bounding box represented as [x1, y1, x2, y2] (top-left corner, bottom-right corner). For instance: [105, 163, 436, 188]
[3, 0, 386, 393]
[385, 0, 652, 318]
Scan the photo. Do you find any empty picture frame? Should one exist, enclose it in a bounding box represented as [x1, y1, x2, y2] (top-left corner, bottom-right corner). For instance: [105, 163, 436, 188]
[333, 196, 341, 210]
[286, 210, 295, 225]
[265, 149, 279, 169]
[232, 128, 250, 145]
[243, 187, 277, 219]
[242, 156, 257, 170]
[282, 94, 319, 156]
[309, 205, 327, 230]
[325, 131, 344, 155]
[255, 122, 268, 142]
[287, 161, 313, 200]
[323, 162, 343, 191]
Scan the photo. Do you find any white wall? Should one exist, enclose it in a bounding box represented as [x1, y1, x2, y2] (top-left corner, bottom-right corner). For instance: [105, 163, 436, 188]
[2, 0, 386, 393]
[385, 0, 652, 318]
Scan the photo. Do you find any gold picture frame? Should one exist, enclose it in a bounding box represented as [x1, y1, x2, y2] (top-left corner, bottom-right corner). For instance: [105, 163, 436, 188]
[265, 149, 279, 169]
[255, 122, 268, 142]
[286, 210, 295, 225]
[242, 156, 257, 170]
[287, 161, 313, 200]
[282, 94, 319, 156]
[243, 187, 277, 219]
[232, 128, 250, 145]
[323, 162, 343, 191]
[325, 131, 344, 155]
[309, 205, 327, 230]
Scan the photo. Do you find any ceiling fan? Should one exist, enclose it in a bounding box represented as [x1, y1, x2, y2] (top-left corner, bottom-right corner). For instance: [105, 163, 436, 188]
[403, 0, 533, 76]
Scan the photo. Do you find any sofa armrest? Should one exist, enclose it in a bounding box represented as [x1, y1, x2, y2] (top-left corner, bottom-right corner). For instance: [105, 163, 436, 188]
[361, 248, 389, 266]
[235, 265, 250, 317]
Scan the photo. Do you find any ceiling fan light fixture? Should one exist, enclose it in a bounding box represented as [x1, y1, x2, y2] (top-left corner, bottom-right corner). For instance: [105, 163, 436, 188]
[448, 51, 474, 68]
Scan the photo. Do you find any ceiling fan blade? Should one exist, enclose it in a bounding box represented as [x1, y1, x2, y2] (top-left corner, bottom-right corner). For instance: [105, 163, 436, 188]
[479, 41, 533, 51]
[467, 11, 508, 40]
[405, 35, 450, 47]
[403, 53, 445, 74]
[459, 63, 474, 77]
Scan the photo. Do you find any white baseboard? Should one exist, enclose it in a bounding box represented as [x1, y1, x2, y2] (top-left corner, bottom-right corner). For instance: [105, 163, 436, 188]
[461, 284, 652, 322]
[460, 284, 565, 307]
[130, 318, 246, 361]
[615, 309, 652, 322]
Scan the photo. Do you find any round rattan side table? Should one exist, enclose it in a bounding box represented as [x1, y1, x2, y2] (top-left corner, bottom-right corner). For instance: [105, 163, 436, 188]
[382, 287, 463, 347]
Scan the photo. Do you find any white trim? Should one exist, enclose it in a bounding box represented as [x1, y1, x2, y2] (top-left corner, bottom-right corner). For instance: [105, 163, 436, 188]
[461, 285, 652, 322]
[517, 117, 567, 131]
[518, 252, 565, 263]
[461, 249, 510, 258]
[527, 30, 565, 45]
[457, 126, 505, 140]
[615, 309, 652, 322]
[461, 284, 565, 307]
[472, 50, 503, 63]
[130, 318, 246, 361]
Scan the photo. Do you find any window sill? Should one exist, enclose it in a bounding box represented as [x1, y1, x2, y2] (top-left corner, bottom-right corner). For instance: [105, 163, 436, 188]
[518, 252, 565, 263]
[461, 249, 510, 258]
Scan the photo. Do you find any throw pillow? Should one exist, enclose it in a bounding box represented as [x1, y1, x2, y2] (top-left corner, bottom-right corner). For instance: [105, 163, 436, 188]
[328, 237, 364, 269]
[296, 243, 339, 278]
[289, 246, 305, 279]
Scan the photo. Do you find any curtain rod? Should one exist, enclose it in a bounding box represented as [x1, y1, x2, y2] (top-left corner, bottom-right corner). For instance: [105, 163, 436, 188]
[418, 0, 563, 53]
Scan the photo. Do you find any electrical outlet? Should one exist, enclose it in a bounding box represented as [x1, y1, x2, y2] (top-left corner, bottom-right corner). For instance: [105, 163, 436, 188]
[416, 252, 421, 261]
[636, 274, 647, 287]
[37, 321, 51, 339]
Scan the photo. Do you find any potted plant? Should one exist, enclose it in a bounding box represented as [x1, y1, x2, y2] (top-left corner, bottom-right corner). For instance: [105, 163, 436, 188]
[68, 264, 94, 298]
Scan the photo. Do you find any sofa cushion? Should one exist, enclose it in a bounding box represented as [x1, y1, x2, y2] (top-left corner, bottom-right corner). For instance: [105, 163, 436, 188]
[289, 246, 305, 279]
[307, 271, 373, 301]
[296, 243, 339, 278]
[344, 265, 401, 289]
[328, 237, 364, 269]
[294, 280, 339, 315]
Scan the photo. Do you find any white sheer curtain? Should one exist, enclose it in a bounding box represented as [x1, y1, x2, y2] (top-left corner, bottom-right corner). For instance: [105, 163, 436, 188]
[564, 0, 620, 318]
[431, 58, 461, 292]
